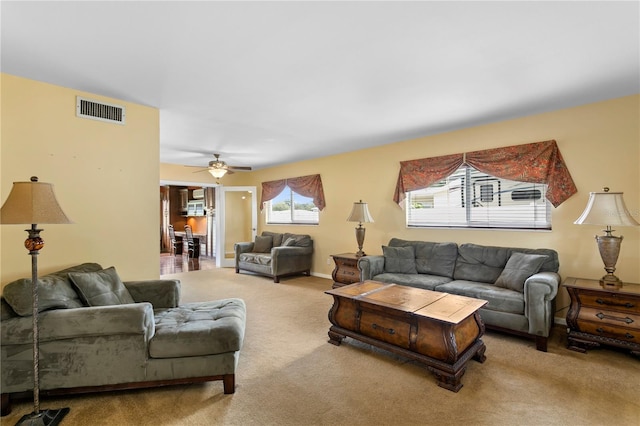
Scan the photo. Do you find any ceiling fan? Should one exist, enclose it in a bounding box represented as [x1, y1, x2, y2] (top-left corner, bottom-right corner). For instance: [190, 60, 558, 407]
[188, 154, 252, 179]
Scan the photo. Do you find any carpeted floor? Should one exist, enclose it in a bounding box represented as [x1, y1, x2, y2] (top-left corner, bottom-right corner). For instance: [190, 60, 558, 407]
[3, 268, 639, 425]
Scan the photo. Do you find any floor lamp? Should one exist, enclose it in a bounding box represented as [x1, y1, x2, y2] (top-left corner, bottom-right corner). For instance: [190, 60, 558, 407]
[0, 177, 73, 426]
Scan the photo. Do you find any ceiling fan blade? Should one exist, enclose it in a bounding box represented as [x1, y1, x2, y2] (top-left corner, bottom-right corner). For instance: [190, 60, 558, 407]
[228, 166, 252, 171]
[184, 165, 209, 173]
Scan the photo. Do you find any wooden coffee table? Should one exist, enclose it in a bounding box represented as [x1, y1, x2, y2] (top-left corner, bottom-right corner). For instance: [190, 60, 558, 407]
[325, 281, 488, 392]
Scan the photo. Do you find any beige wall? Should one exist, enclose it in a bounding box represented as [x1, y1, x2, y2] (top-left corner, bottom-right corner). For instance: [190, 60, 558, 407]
[1, 74, 160, 285]
[5, 73, 636, 323]
[161, 94, 639, 319]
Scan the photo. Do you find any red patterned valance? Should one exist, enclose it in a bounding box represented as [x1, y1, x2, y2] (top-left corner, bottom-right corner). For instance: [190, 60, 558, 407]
[261, 174, 326, 211]
[393, 140, 577, 208]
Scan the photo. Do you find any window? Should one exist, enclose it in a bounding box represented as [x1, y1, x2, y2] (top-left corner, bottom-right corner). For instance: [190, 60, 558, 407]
[406, 165, 551, 230]
[265, 186, 319, 225]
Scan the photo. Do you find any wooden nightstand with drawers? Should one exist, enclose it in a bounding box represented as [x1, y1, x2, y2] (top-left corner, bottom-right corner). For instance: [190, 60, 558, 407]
[563, 277, 640, 356]
[331, 253, 361, 289]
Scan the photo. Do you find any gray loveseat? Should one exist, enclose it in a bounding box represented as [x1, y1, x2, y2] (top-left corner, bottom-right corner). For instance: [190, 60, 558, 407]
[1, 263, 246, 415]
[358, 239, 560, 351]
[235, 231, 313, 283]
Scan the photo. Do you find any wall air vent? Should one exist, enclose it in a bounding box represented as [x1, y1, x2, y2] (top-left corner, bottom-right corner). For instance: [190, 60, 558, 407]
[76, 96, 126, 125]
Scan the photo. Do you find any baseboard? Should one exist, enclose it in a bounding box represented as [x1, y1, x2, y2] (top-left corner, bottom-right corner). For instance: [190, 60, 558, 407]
[311, 272, 332, 280]
[554, 317, 567, 327]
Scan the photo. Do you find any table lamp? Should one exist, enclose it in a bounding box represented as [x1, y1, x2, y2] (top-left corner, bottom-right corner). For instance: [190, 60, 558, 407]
[347, 200, 374, 257]
[574, 187, 639, 287]
[0, 177, 73, 426]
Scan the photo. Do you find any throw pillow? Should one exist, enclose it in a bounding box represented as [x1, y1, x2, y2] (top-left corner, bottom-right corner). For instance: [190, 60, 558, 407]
[69, 266, 135, 306]
[282, 237, 297, 247]
[253, 235, 273, 253]
[2, 275, 84, 316]
[494, 252, 549, 292]
[382, 245, 417, 274]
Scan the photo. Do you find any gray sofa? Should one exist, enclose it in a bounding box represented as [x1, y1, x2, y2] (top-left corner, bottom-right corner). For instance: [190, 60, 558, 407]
[1, 263, 246, 416]
[358, 239, 560, 351]
[235, 231, 313, 283]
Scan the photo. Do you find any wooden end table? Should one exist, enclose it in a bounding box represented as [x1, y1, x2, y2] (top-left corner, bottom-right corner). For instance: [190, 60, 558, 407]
[331, 253, 360, 289]
[563, 277, 640, 356]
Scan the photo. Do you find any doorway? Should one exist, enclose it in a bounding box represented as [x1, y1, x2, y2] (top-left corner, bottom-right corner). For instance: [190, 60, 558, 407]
[216, 186, 257, 268]
[160, 180, 257, 271]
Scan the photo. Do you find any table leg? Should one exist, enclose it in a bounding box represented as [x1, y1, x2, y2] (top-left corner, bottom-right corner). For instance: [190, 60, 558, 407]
[328, 327, 345, 346]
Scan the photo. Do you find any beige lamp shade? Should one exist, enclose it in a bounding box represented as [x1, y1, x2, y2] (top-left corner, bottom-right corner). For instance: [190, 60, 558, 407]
[574, 190, 639, 227]
[0, 178, 73, 225]
[347, 200, 374, 224]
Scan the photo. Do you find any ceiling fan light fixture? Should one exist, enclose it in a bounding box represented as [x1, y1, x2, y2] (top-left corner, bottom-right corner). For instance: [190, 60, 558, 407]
[208, 168, 227, 179]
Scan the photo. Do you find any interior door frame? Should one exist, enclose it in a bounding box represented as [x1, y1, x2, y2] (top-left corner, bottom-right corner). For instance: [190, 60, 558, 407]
[160, 180, 257, 268]
[216, 186, 257, 268]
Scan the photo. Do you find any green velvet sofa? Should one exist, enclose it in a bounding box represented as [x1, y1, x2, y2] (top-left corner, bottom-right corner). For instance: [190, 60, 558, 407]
[1, 263, 246, 416]
[234, 231, 313, 283]
[358, 239, 560, 352]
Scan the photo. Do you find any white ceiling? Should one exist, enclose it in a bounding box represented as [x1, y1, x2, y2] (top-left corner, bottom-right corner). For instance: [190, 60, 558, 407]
[2, 1, 638, 171]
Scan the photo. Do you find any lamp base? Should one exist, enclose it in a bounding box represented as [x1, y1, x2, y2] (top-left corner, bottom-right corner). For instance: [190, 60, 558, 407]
[354, 225, 366, 258]
[16, 408, 69, 426]
[595, 233, 623, 289]
[600, 274, 623, 288]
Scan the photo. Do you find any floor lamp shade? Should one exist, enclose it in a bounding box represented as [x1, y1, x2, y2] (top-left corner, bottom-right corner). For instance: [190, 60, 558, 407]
[347, 200, 374, 257]
[574, 188, 639, 286]
[0, 177, 72, 426]
[0, 179, 73, 225]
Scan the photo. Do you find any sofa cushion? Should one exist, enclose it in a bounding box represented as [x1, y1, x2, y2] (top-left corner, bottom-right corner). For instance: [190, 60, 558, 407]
[494, 252, 548, 292]
[69, 267, 135, 306]
[253, 235, 273, 253]
[435, 280, 525, 314]
[262, 231, 283, 247]
[47, 262, 105, 280]
[453, 243, 510, 283]
[239, 253, 272, 265]
[414, 242, 458, 278]
[2, 275, 84, 316]
[150, 298, 246, 358]
[388, 239, 458, 278]
[382, 245, 417, 274]
[282, 233, 312, 247]
[282, 237, 297, 246]
[509, 248, 559, 273]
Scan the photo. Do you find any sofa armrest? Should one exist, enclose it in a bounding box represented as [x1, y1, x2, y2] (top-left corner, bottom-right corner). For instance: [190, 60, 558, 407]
[357, 255, 385, 281]
[1, 303, 155, 346]
[523, 271, 560, 337]
[234, 242, 255, 267]
[234, 242, 254, 255]
[270, 246, 313, 277]
[271, 246, 313, 258]
[124, 279, 181, 308]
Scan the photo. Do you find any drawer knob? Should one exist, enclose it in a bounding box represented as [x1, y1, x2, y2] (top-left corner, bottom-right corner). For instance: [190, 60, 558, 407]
[595, 312, 634, 324]
[595, 328, 635, 340]
[596, 298, 635, 309]
[372, 323, 395, 335]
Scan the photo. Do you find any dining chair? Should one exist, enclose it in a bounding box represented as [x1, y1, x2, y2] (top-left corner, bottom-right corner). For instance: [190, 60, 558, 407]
[168, 224, 182, 256]
[184, 225, 196, 258]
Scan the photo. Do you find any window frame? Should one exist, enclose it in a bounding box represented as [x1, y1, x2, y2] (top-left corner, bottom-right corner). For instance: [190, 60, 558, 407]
[265, 186, 320, 225]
